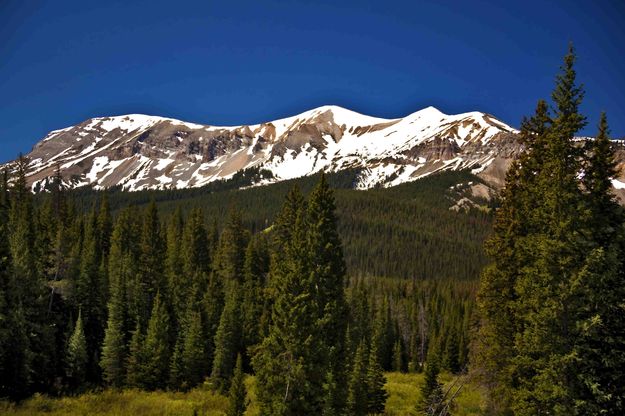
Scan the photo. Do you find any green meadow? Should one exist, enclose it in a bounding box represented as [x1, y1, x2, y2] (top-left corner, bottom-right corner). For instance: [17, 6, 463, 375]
[1, 372, 485, 415]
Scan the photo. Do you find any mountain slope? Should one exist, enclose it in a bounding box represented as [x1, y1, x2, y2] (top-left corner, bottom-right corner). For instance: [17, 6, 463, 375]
[14, 105, 519, 191]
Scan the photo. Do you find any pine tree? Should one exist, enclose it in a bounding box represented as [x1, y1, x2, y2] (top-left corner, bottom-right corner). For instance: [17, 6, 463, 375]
[213, 210, 248, 285]
[475, 45, 625, 414]
[141, 293, 171, 390]
[241, 235, 268, 365]
[252, 189, 314, 415]
[180, 310, 207, 388]
[66, 310, 88, 389]
[226, 354, 248, 416]
[166, 208, 186, 320]
[366, 344, 388, 415]
[75, 208, 107, 382]
[392, 338, 407, 373]
[307, 175, 349, 412]
[568, 113, 625, 414]
[346, 340, 368, 416]
[182, 207, 209, 276]
[4, 155, 53, 398]
[211, 284, 242, 392]
[253, 177, 349, 414]
[202, 271, 224, 374]
[442, 328, 460, 374]
[583, 112, 621, 243]
[100, 292, 126, 387]
[125, 321, 144, 388]
[136, 201, 166, 328]
[100, 209, 137, 387]
[418, 353, 444, 415]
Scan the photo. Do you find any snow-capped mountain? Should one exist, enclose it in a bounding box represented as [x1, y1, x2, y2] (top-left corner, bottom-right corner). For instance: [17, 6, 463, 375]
[10, 105, 522, 192]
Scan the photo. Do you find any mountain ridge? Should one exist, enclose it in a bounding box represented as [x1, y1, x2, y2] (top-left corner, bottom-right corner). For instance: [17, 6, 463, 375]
[7, 104, 527, 192]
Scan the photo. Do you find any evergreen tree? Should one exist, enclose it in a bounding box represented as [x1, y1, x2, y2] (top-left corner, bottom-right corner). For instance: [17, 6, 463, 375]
[125, 321, 144, 388]
[180, 310, 206, 388]
[100, 209, 136, 387]
[346, 340, 368, 416]
[307, 174, 349, 412]
[182, 207, 209, 276]
[140, 293, 171, 390]
[418, 353, 444, 415]
[75, 208, 106, 382]
[241, 235, 269, 365]
[4, 154, 53, 397]
[366, 344, 388, 415]
[372, 298, 394, 371]
[201, 271, 224, 374]
[253, 190, 314, 415]
[211, 284, 242, 392]
[99, 303, 125, 387]
[66, 310, 88, 389]
[475, 45, 625, 414]
[442, 328, 460, 374]
[213, 210, 248, 284]
[392, 338, 407, 373]
[226, 354, 248, 416]
[136, 201, 166, 327]
[166, 208, 186, 320]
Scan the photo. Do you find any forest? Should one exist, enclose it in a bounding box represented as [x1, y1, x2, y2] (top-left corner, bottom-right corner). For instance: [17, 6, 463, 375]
[1, 46, 624, 416]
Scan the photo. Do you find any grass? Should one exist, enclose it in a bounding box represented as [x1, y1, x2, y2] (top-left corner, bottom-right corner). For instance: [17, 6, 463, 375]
[1, 372, 486, 415]
[385, 372, 487, 416]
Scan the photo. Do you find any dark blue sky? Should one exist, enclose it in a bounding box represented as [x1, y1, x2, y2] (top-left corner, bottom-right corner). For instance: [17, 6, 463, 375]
[1, 0, 624, 163]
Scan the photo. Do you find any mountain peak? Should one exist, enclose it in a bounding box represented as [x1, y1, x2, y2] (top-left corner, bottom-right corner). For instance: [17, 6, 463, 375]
[7, 105, 520, 192]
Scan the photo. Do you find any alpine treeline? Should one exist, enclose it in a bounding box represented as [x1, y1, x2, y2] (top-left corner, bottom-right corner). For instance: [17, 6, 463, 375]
[474, 45, 625, 415]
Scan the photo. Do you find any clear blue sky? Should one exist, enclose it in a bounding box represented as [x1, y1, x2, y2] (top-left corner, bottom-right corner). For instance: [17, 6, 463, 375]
[1, 0, 624, 163]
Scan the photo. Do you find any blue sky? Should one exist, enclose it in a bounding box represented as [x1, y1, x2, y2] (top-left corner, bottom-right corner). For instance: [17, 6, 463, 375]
[1, 0, 624, 163]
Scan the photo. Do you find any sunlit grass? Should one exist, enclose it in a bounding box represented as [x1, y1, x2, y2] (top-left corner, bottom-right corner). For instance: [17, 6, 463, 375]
[1, 372, 486, 415]
[0, 386, 228, 416]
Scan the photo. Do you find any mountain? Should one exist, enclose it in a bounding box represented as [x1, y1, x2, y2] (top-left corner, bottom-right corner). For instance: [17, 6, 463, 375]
[10, 105, 522, 192]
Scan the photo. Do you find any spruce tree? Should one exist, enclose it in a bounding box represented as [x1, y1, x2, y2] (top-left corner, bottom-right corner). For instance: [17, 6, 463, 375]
[226, 354, 248, 416]
[100, 304, 125, 387]
[241, 235, 268, 365]
[141, 293, 171, 390]
[366, 344, 388, 415]
[346, 340, 368, 416]
[182, 207, 209, 276]
[211, 284, 242, 392]
[180, 310, 206, 388]
[125, 321, 144, 388]
[136, 201, 166, 327]
[100, 210, 136, 387]
[213, 210, 248, 284]
[253, 177, 349, 414]
[252, 189, 314, 415]
[5, 155, 53, 397]
[418, 353, 444, 415]
[475, 45, 625, 414]
[307, 175, 349, 412]
[66, 310, 88, 389]
[201, 271, 224, 374]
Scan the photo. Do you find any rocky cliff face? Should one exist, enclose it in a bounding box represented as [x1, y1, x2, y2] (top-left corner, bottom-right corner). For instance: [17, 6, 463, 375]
[8, 105, 529, 192]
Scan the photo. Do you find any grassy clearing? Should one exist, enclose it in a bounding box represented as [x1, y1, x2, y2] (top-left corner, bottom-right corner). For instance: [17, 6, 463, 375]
[0, 387, 228, 416]
[385, 372, 486, 416]
[1, 372, 486, 415]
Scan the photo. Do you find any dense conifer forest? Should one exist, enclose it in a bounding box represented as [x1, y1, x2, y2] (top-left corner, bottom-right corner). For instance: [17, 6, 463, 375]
[0, 158, 480, 413]
[1, 46, 624, 416]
